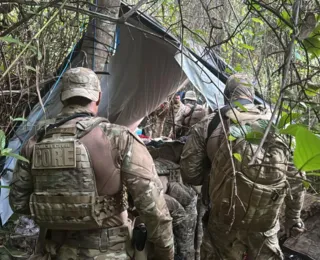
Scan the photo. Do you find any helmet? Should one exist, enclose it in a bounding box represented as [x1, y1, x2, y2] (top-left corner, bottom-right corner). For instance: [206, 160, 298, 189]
[224, 73, 255, 101]
[184, 91, 197, 101]
[61, 67, 101, 102]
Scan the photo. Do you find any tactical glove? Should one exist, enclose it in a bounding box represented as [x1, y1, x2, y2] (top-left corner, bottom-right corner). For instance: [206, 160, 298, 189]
[285, 218, 305, 237]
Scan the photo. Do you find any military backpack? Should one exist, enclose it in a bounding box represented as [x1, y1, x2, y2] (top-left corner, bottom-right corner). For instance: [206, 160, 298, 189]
[207, 102, 289, 232]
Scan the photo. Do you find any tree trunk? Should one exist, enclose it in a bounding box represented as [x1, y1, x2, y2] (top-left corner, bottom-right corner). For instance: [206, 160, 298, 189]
[81, 0, 121, 74]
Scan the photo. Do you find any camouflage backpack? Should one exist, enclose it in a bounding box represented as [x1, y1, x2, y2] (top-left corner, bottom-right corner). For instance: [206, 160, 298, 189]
[29, 115, 122, 230]
[208, 105, 289, 232]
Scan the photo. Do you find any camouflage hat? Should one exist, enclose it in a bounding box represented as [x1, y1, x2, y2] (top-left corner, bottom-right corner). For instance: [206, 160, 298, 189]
[184, 91, 197, 101]
[224, 73, 255, 101]
[61, 67, 101, 102]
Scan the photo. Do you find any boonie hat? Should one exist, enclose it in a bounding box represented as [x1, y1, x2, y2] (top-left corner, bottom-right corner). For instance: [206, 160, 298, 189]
[184, 90, 197, 101]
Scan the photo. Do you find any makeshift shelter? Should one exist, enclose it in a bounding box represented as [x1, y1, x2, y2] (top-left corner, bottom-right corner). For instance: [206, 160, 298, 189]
[0, 3, 254, 224]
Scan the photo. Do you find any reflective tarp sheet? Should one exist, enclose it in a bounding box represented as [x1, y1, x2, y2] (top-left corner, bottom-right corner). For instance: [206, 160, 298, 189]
[175, 49, 225, 109]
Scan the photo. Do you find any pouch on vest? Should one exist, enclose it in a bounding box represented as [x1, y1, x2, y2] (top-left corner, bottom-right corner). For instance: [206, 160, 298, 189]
[29, 117, 120, 230]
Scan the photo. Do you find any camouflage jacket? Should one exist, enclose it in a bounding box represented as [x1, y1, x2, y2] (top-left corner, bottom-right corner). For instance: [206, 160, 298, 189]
[10, 105, 174, 259]
[180, 104, 305, 228]
[176, 103, 206, 128]
[174, 103, 206, 137]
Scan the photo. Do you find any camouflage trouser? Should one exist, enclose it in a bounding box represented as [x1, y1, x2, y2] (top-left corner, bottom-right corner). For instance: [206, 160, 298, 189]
[55, 244, 130, 260]
[28, 227, 132, 260]
[166, 182, 197, 260]
[194, 197, 207, 260]
[164, 194, 187, 260]
[200, 223, 283, 260]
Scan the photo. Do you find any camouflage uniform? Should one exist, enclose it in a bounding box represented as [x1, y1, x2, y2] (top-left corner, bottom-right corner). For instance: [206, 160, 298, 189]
[154, 154, 197, 260]
[144, 102, 169, 138]
[166, 99, 185, 137]
[9, 68, 174, 260]
[175, 91, 206, 138]
[180, 74, 305, 260]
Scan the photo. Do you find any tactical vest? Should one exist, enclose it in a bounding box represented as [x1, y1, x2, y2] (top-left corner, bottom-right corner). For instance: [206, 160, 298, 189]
[210, 114, 289, 232]
[30, 117, 126, 230]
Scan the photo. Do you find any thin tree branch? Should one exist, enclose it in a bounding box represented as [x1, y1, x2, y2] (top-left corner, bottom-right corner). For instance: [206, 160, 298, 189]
[249, 0, 301, 165]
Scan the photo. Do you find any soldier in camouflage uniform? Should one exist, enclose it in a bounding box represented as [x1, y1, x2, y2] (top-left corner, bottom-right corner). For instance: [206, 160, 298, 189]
[174, 91, 206, 138]
[9, 67, 174, 260]
[180, 73, 305, 260]
[165, 93, 185, 137]
[144, 102, 169, 138]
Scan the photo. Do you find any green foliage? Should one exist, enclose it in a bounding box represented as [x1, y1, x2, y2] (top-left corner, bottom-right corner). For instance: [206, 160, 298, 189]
[280, 124, 306, 136]
[233, 153, 242, 162]
[239, 43, 255, 51]
[0, 129, 29, 164]
[303, 36, 320, 59]
[277, 10, 292, 29]
[302, 180, 310, 189]
[228, 135, 237, 141]
[278, 112, 301, 129]
[233, 101, 248, 112]
[293, 127, 320, 171]
[234, 63, 243, 72]
[245, 131, 264, 144]
[251, 17, 263, 25]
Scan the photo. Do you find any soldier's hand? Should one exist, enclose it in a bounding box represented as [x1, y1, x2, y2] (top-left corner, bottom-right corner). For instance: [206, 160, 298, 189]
[285, 219, 305, 237]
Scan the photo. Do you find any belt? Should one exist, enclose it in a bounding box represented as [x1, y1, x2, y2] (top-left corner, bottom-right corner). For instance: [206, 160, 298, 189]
[52, 226, 129, 252]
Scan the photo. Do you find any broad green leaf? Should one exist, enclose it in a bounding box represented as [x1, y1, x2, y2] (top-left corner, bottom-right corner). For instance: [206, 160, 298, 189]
[0, 36, 24, 46]
[240, 43, 255, 51]
[0, 130, 5, 150]
[233, 153, 242, 162]
[303, 37, 320, 57]
[252, 17, 263, 25]
[245, 131, 264, 144]
[230, 124, 252, 138]
[280, 124, 306, 136]
[233, 101, 248, 112]
[1, 148, 13, 155]
[25, 65, 36, 72]
[293, 128, 320, 171]
[305, 88, 318, 97]
[278, 112, 301, 129]
[310, 23, 320, 38]
[5, 152, 29, 163]
[228, 135, 236, 141]
[277, 10, 292, 29]
[281, 10, 291, 22]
